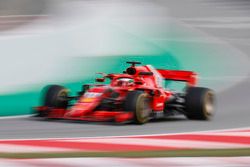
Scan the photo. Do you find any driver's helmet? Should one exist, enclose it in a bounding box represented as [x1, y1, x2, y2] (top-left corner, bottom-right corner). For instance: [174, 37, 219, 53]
[116, 78, 134, 87]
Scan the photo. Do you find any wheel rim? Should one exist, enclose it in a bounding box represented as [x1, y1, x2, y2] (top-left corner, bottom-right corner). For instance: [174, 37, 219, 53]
[136, 94, 151, 123]
[58, 90, 68, 100]
[204, 92, 214, 118]
[56, 89, 68, 108]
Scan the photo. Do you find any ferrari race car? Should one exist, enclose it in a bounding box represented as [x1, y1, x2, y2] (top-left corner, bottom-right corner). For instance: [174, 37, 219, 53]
[35, 61, 215, 124]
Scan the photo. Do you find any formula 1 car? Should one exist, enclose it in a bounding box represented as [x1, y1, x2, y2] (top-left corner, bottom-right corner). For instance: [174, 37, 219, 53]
[35, 61, 215, 124]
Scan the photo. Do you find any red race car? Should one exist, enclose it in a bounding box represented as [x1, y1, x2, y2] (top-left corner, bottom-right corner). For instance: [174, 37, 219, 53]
[35, 61, 215, 124]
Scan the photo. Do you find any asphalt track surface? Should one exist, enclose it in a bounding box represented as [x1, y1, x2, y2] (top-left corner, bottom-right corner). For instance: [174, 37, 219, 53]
[1, 0, 250, 139]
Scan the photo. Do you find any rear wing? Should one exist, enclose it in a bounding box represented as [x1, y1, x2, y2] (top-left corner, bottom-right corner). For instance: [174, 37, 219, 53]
[157, 69, 197, 86]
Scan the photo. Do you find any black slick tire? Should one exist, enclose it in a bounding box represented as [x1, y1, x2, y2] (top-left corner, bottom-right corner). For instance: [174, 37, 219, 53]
[43, 85, 69, 109]
[185, 87, 215, 120]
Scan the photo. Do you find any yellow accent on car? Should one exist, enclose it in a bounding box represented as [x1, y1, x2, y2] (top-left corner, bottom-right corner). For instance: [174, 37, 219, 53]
[81, 98, 94, 103]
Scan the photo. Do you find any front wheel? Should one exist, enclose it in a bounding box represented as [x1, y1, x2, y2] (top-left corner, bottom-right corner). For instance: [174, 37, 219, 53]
[42, 85, 69, 109]
[185, 87, 215, 120]
[124, 91, 152, 124]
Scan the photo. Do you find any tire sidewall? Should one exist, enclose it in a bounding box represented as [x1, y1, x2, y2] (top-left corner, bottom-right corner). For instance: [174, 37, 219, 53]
[185, 87, 215, 120]
[135, 93, 151, 124]
[43, 85, 69, 109]
[124, 91, 151, 124]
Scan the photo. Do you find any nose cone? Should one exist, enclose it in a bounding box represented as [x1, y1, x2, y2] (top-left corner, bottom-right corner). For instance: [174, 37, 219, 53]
[66, 109, 85, 117]
[65, 103, 97, 117]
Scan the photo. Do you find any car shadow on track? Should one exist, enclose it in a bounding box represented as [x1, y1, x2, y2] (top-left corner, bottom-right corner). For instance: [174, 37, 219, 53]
[28, 115, 188, 126]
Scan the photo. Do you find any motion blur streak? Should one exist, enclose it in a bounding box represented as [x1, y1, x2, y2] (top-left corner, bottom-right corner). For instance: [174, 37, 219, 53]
[0, 1, 250, 166]
[0, 0, 249, 117]
[0, 0, 250, 155]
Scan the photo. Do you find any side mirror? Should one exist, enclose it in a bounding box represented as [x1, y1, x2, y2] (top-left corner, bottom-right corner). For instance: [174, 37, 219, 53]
[96, 78, 105, 82]
[96, 72, 107, 82]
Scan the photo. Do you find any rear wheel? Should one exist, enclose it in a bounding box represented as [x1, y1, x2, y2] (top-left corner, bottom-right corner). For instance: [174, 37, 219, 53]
[124, 91, 152, 124]
[185, 87, 215, 120]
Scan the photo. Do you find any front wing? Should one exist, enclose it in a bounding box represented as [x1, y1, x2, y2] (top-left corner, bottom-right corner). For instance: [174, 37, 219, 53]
[35, 106, 134, 123]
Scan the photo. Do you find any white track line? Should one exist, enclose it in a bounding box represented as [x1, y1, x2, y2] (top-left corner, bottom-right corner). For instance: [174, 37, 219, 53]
[2, 157, 250, 167]
[0, 114, 34, 120]
[0, 144, 75, 153]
